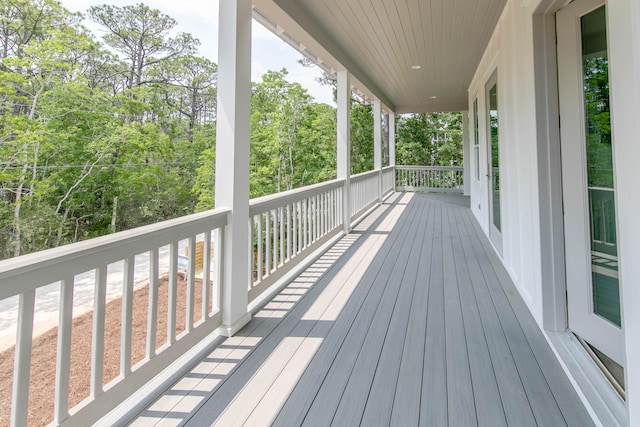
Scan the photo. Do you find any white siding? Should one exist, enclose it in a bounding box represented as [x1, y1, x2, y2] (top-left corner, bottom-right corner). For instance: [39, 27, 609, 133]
[468, 1, 542, 323]
[608, 0, 640, 425]
[469, 0, 640, 424]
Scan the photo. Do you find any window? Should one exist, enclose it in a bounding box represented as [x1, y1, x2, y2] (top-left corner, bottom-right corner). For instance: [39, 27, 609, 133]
[473, 97, 480, 182]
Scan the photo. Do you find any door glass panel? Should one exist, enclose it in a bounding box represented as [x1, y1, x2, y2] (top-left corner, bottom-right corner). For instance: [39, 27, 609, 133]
[581, 6, 620, 327]
[489, 83, 500, 231]
[473, 98, 480, 181]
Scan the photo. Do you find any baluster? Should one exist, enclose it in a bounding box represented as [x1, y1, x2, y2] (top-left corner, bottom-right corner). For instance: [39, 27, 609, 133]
[301, 198, 308, 249]
[272, 209, 278, 271]
[311, 196, 315, 241]
[121, 256, 135, 376]
[91, 265, 107, 397]
[11, 289, 36, 427]
[257, 215, 263, 283]
[279, 206, 284, 266]
[54, 277, 74, 424]
[321, 193, 325, 236]
[203, 230, 212, 318]
[265, 211, 271, 275]
[147, 248, 159, 357]
[186, 236, 196, 332]
[168, 242, 178, 344]
[293, 201, 298, 256]
[330, 190, 335, 230]
[213, 227, 224, 312]
[249, 218, 255, 287]
[287, 204, 292, 261]
[307, 197, 311, 244]
[313, 195, 322, 242]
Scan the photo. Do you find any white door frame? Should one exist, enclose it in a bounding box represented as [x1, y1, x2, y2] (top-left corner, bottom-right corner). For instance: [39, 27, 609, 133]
[557, 0, 624, 366]
[485, 70, 502, 254]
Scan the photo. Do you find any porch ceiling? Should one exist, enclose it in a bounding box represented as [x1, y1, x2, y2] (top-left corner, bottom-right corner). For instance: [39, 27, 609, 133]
[253, 0, 507, 113]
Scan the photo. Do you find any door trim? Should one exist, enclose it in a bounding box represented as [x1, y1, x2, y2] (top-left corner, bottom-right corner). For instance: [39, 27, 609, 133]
[557, 0, 624, 366]
[485, 70, 502, 254]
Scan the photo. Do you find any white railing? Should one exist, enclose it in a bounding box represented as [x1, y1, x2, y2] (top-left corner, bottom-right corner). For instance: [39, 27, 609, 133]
[0, 170, 399, 427]
[249, 179, 344, 302]
[350, 170, 380, 220]
[396, 165, 464, 193]
[0, 208, 228, 427]
[382, 165, 395, 195]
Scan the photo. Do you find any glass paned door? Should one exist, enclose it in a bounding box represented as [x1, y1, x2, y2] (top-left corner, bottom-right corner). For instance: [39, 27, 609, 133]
[489, 83, 500, 232]
[486, 72, 502, 252]
[473, 98, 480, 182]
[581, 6, 620, 326]
[558, 0, 623, 366]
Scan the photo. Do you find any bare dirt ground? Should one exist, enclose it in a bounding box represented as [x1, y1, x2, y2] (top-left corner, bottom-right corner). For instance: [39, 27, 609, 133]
[0, 275, 205, 426]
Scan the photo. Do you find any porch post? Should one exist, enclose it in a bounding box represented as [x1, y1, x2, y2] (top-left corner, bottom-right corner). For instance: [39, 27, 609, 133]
[214, 0, 252, 336]
[337, 70, 351, 232]
[373, 99, 382, 202]
[389, 112, 396, 191]
[462, 110, 470, 196]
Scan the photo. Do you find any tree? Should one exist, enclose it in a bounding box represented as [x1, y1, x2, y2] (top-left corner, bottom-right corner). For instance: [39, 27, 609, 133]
[350, 101, 373, 174]
[154, 54, 217, 138]
[249, 69, 336, 198]
[0, 0, 108, 257]
[396, 112, 463, 166]
[88, 3, 198, 89]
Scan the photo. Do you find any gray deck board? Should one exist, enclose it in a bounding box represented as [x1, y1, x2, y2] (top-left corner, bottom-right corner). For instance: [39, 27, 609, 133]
[342, 197, 429, 426]
[359, 199, 432, 427]
[455, 208, 538, 427]
[466, 210, 596, 427]
[420, 202, 448, 426]
[387, 200, 434, 427]
[131, 193, 594, 427]
[300, 197, 421, 427]
[442, 204, 477, 426]
[449, 208, 507, 427]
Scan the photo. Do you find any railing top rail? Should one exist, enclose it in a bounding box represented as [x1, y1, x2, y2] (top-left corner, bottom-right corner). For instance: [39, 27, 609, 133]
[396, 165, 463, 171]
[249, 178, 345, 216]
[0, 208, 230, 299]
[350, 169, 380, 183]
[381, 165, 395, 172]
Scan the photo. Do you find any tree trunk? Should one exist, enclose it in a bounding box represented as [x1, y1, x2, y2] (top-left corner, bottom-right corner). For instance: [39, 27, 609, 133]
[12, 163, 29, 257]
[110, 196, 118, 233]
[55, 206, 71, 247]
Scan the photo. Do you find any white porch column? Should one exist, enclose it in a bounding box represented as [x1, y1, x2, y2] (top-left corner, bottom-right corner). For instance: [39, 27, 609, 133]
[214, 0, 252, 336]
[389, 112, 396, 167]
[337, 70, 351, 232]
[462, 110, 470, 196]
[389, 112, 396, 191]
[373, 99, 382, 202]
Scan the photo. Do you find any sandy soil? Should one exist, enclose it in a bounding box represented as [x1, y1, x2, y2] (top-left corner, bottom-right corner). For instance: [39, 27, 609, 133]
[0, 275, 205, 427]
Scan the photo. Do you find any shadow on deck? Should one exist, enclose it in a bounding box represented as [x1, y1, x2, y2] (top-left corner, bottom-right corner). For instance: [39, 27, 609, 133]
[128, 192, 593, 427]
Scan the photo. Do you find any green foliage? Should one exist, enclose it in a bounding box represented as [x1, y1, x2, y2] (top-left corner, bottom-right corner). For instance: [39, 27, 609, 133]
[1, 0, 463, 261]
[350, 102, 373, 174]
[396, 112, 463, 166]
[248, 69, 336, 198]
[583, 56, 613, 188]
[0, 0, 214, 259]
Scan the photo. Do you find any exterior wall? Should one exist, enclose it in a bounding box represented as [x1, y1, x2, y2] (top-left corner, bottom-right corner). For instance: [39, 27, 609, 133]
[468, 1, 543, 324]
[608, 0, 640, 424]
[469, 0, 640, 424]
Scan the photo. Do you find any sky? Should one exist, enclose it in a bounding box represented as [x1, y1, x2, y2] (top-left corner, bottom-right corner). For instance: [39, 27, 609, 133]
[59, 0, 335, 106]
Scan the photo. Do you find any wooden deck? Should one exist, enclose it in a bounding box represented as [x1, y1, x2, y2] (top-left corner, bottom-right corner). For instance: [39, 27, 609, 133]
[129, 192, 594, 427]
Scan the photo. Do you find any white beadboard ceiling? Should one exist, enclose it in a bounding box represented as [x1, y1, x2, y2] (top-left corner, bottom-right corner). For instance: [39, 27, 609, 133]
[253, 0, 507, 112]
